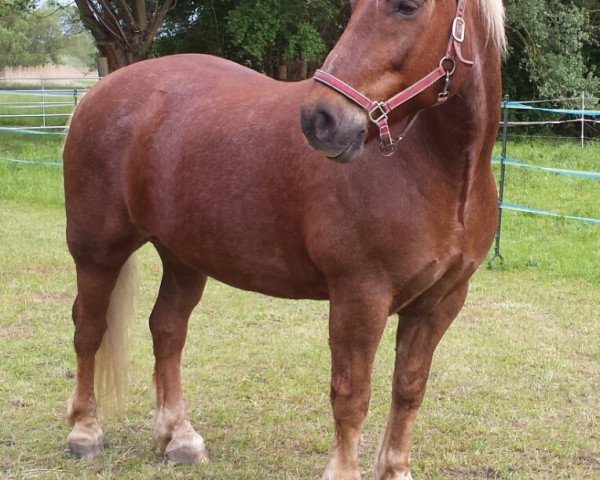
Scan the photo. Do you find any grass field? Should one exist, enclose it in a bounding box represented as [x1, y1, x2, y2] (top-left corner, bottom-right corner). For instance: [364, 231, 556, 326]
[0, 132, 598, 479]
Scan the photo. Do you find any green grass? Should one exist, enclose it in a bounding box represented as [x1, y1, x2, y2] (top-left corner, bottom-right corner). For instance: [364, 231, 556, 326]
[0, 132, 64, 206]
[0, 134, 598, 479]
[491, 139, 600, 283]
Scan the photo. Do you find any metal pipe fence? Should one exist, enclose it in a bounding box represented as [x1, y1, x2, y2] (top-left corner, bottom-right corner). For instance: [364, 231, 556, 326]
[0, 77, 100, 132]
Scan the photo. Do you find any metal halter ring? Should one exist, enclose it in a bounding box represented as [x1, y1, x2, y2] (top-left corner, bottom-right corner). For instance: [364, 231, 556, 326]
[439, 56, 457, 76]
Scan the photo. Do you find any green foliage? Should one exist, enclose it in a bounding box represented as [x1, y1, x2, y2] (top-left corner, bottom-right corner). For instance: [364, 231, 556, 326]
[0, 0, 33, 19]
[227, 0, 286, 64]
[0, 4, 97, 72]
[154, 0, 238, 58]
[0, 8, 61, 71]
[226, 0, 346, 73]
[154, 0, 348, 77]
[504, 0, 599, 101]
[284, 22, 326, 62]
[56, 5, 97, 69]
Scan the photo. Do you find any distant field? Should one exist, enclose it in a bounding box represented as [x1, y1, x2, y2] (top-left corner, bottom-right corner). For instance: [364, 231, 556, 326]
[1, 64, 95, 79]
[0, 132, 598, 479]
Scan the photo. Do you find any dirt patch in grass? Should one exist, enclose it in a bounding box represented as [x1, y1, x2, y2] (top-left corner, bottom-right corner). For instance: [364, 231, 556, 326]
[576, 452, 600, 470]
[0, 326, 29, 340]
[15, 291, 71, 306]
[36, 265, 71, 274]
[445, 466, 503, 478]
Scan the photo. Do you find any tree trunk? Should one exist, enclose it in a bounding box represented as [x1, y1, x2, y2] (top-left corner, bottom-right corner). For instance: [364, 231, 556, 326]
[97, 56, 109, 77]
[299, 62, 308, 80]
[278, 64, 287, 81]
[75, 0, 174, 73]
[97, 41, 133, 72]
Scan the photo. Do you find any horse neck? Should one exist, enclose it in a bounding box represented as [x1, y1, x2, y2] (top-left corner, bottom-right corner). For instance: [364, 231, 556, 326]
[420, 32, 503, 171]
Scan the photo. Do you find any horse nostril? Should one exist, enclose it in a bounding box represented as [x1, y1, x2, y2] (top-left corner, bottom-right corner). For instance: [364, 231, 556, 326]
[313, 105, 338, 141]
[300, 101, 366, 161]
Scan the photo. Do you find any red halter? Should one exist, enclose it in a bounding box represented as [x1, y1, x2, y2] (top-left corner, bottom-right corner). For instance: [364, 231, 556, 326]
[313, 0, 474, 156]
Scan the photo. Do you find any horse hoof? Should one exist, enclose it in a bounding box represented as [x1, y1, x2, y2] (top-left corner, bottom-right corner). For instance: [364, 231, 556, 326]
[380, 472, 413, 480]
[67, 423, 103, 458]
[165, 444, 209, 464]
[68, 439, 103, 458]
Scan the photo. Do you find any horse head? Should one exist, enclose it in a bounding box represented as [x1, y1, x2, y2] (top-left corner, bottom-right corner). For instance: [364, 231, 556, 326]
[301, 0, 484, 162]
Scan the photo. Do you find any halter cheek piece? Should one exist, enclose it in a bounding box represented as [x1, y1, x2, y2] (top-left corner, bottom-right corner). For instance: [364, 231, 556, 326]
[313, 0, 474, 156]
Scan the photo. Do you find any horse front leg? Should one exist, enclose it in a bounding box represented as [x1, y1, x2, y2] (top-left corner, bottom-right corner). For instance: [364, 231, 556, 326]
[322, 283, 391, 480]
[374, 284, 469, 480]
[150, 248, 209, 464]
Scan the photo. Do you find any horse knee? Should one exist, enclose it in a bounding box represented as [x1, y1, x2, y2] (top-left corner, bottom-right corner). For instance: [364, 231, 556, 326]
[330, 382, 371, 424]
[392, 369, 428, 410]
[71, 297, 108, 353]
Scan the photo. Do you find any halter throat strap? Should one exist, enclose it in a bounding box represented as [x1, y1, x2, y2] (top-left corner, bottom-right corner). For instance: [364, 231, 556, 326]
[313, 0, 473, 156]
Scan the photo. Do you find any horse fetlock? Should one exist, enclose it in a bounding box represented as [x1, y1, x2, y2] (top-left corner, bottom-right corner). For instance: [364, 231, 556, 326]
[374, 450, 413, 480]
[322, 457, 361, 480]
[66, 389, 96, 426]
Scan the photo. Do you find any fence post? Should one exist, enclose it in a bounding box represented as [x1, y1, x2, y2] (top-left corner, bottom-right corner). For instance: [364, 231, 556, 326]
[581, 93, 585, 148]
[73, 88, 78, 108]
[488, 94, 509, 268]
[41, 78, 46, 128]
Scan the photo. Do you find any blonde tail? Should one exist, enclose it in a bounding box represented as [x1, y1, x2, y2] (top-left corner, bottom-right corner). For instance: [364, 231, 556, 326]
[95, 254, 138, 414]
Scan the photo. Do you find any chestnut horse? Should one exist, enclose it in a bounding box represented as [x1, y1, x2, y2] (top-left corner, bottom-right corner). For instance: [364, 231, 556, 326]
[63, 1, 505, 478]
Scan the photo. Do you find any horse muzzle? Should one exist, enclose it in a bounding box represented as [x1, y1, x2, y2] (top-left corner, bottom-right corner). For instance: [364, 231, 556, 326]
[300, 101, 367, 163]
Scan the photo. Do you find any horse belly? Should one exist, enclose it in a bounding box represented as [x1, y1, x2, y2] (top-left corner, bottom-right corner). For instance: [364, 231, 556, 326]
[157, 222, 329, 300]
[137, 161, 328, 300]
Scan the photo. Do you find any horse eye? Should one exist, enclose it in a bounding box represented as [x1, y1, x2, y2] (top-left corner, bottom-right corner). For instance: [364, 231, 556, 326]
[393, 0, 421, 16]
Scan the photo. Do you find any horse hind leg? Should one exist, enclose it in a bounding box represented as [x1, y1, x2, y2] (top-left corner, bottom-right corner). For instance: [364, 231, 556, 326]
[66, 250, 138, 457]
[150, 245, 209, 464]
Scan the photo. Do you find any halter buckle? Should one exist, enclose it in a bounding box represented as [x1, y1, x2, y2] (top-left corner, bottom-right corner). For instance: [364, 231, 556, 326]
[369, 102, 388, 124]
[452, 17, 466, 43]
[379, 140, 397, 156]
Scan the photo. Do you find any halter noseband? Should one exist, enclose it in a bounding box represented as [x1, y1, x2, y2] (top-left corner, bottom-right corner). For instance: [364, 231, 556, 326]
[313, 0, 474, 156]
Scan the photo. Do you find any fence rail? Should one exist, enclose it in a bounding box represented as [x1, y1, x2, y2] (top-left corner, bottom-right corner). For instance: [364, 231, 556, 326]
[0, 77, 97, 131]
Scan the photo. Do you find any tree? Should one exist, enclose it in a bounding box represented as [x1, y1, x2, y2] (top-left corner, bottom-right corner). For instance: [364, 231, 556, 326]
[56, 5, 98, 69]
[153, 0, 349, 80]
[226, 0, 348, 79]
[0, 5, 63, 72]
[0, 0, 33, 19]
[503, 0, 599, 102]
[153, 0, 237, 59]
[73, 0, 175, 72]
